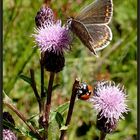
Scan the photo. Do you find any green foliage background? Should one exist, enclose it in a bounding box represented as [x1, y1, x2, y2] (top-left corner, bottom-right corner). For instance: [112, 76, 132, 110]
[3, 0, 137, 139]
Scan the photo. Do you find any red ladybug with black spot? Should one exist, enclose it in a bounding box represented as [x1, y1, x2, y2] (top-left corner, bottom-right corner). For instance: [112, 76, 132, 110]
[77, 82, 93, 100]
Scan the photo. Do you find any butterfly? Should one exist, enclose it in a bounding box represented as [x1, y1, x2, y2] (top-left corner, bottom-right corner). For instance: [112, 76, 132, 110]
[67, 0, 113, 56]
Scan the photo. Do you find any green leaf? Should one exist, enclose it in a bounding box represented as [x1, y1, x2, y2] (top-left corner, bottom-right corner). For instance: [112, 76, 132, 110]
[55, 112, 64, 128]
[28, 131, 40, 139]
[3, 90, 13, 103]
[52, 84, 61, 90]
[38, 128, 44, 132]
[3, 120, 24, 134]
[50, 102, 69, 125]
[3, 120, 39, 139]
[3, 120, 16, 130]
[60, 125, 68, 131]
[49, 111, 57, 123]
[56, 102, 69, 114]
[19, 74, 32, 85]
[26, 114, 39, 122]
[26, 114, 39, 127]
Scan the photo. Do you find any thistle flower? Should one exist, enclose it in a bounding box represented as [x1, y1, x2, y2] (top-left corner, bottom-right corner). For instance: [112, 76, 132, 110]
[3, 129, 17, 140]
[33, 7, 71, 72]
[35, 6, 54, 28]
[33, 20, 71, 55]
[90, 81, 129, 133]
[33, 6, 71, 55]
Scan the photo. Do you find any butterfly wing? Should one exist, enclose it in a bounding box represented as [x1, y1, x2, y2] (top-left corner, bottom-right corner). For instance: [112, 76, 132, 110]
[68, 0, 113, 56]
[75, 0, 113, 24]
[85, 24, 112, 51]
[70, 19, 97, 55]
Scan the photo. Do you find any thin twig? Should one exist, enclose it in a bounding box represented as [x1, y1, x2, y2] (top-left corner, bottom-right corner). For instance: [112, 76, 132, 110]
[59, 78, 80, 140]
[30, 69, 41, 113]
[3, 100, 43, 139]
[100, 131, 107, 140]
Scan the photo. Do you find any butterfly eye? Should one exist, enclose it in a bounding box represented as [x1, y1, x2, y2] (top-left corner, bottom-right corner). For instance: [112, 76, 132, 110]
[67, 18, 72, 28]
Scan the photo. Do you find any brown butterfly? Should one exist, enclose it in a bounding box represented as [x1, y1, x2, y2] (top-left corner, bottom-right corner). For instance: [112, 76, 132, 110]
[67, 0, 113, 56]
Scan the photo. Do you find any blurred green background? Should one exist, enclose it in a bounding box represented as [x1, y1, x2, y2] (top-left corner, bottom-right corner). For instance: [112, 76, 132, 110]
[3, 0, 137, 140]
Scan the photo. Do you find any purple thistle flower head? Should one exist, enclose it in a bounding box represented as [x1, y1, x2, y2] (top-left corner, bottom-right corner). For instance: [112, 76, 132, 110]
[33, 6, 72, 72]
[3, 129, 17, 140]
[33, 7, 71, 55]
[33, 20, 71, 55]
[35, 6, 54, 28]
[90, 81, 129, 125]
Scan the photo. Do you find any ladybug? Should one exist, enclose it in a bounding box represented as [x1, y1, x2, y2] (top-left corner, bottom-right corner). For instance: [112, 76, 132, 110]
[77, 82, 93, 100]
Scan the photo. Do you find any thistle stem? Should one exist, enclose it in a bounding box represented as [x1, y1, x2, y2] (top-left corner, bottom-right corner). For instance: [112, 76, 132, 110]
[40, 58, 45, 116]
[30, 69, 41, 113]
[44, 72, 55, 138]
[40, 57, 45, 99]
[100, 131, 107, 140]
[59, 79, 80, 140]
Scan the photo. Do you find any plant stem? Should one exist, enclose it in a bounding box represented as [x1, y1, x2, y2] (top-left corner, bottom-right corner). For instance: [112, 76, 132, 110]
[59, 79, 80, 140]
[30, 69, 41, 113]
[40, 57, 45, 117]
[43, 72, 55, 138]
[100, 131, 107, 140]
[3, 100, 43, 139]
[40, 56, 45, 99]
